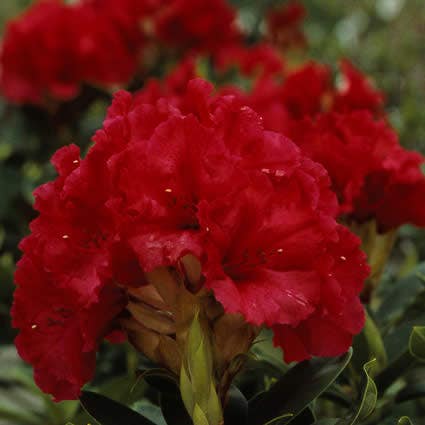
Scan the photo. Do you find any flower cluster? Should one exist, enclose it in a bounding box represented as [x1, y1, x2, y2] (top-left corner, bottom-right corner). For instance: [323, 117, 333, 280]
[154, 0, 240, 53]
[0, 0, 155, 105]
[0, 0, 243, 106]
[214, 59, 425, 232]
[267, 1, 307, 50]
[13, 79, 369, 400]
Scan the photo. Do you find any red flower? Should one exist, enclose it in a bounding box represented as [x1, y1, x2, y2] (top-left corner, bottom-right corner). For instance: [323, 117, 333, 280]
[333, 59, 385, 114]
[281, 62, 331, 118]
[0, 0, 146, 105]
[154, 0, 241, 53]
[13, 79, 368, 400]
[215, 43, 285, 79]
[211, 56, 425, 232]
[273, 226, 367, 362]
[288, 111, 425, 231]
[267, 1, 307, 50]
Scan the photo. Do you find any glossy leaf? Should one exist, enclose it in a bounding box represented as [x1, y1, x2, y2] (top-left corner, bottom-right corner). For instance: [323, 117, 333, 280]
[376, 263, 425, 328]
[223, 386, 248, 425]
[247, 349, 352, 425]
[409, 326, 425, 361]
[287, 407, 315, 425]
[375, 325, 425, 392]
[251, 330, 288, 374]
[398, 417, 413, 425]
[139, 368, 178, 394]
[133, 400, 167, 425]
[80, 390, 156, 425]
[336, 359, 378, 425]
[351, 312, 387, 378]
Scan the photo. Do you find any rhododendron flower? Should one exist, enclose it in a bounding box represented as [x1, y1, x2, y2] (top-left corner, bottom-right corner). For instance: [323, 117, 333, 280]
[154, 0, 241, 53]
[209, 56, 425, 232]
[334, 59, 385, 114]
[267, 1, 307, 50]
[13, 78, 368, 401]
[215, 43, 285, 79]
[288, 111, 425, 231]
[0, 0, 148, 105]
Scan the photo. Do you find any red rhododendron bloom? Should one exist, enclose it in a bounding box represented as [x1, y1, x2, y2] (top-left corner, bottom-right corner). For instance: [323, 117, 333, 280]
[267, 1, 307, 50]
[154, 0, 241, 52]
[333, 59, 385, 114]
[210, 56, 425, 231]
[0, 0, 147, 105]
[289, 111, 425, 231]
[215, 43, 285, 79]
[13, 78, 368, 400]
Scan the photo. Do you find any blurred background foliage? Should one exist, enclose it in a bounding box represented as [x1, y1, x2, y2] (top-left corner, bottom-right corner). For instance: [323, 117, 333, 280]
[0, 0, 424, 424]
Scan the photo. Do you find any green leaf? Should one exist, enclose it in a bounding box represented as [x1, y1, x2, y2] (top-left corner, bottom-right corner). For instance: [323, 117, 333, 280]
[263, 413, 294, 425]
[139, 368, 178, 394]
[336, 359, 378, 425]
[79, 391, 156, 425]
[192, 404, 209, 425]
[408, 326, 425, 361]
[0, 404, 44, 425]
[180, 364, 194, 416]
[251, 329, 288, 374]
[376, 263, 425, 329]
[288, 407, 315, 425]
[223, 386, 248, 425]
[133, 400, 167, 425]
[160, 392, 192, 425]
[312, 421, 339, 425]
[352, 311, 387, 375]
[395, 381, 425, 403]
[321, 386, 352, 408]
[247, 349, 353, 425]
[398, 417, 413, 425]
[375, 326, 425, 392]
[375, 350, 414, 393]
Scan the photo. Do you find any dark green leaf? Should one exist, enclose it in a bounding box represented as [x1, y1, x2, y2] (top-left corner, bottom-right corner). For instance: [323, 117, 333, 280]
[133, 400, 166, 425]
[321, 386, 352, 408]
[223, 386, 248, 425]
[287, 407, 315, 425]
[80, 391, 156, 425]
[409, 326, 425, 361]
[247, 349, 352, 425]
[336, 359, 378, 425]
[398, 417, 413, 425]
[376, 326, 425, 392]
[251, 330, 288, 374]
[376, 263, 425, 328]
[375, 351, 414, 393]
[395, 381, 425, 403]
[312, 420, 339, 425]
[351, 311, 387, 375]
[138, 368, 178, 394]
[160, 391, 192, 425]
[383, 314, 425, 364]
